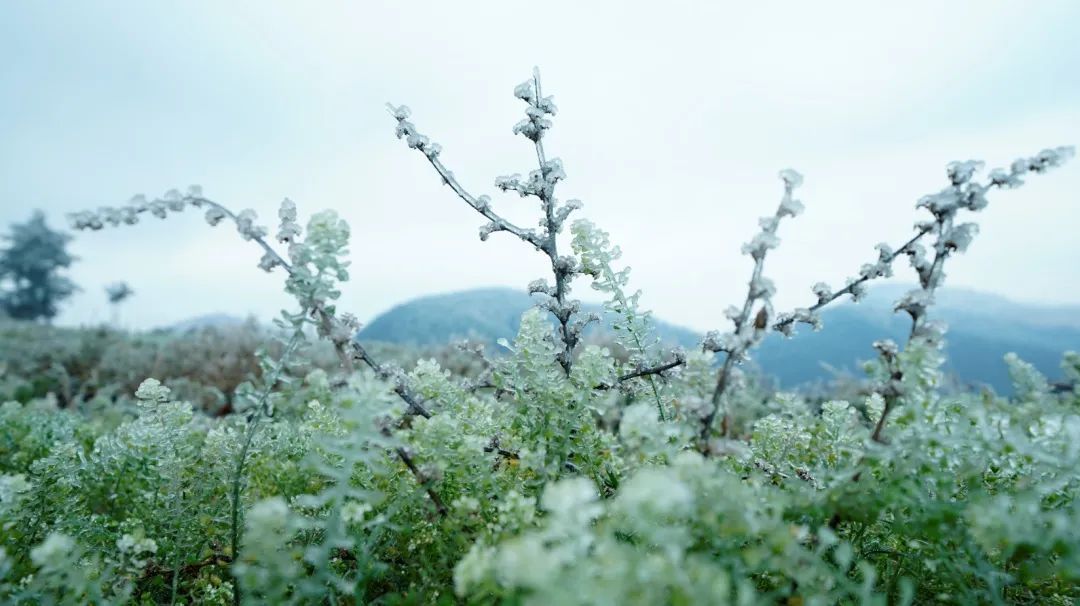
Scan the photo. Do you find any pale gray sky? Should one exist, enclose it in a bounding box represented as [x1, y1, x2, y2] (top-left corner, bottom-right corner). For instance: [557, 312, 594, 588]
[2, 1, 1078, 331]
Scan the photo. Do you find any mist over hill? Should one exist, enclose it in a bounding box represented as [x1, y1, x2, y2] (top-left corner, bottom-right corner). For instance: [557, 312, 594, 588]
[357, 286, 1080, 393]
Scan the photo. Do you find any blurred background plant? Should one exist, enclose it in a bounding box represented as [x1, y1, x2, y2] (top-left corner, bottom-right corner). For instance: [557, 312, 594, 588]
[105, 282, 134, 327]
[0, 212, 78, 323]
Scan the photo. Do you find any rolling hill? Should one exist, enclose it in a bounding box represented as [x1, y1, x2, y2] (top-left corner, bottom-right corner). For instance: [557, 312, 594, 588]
[357, 286, 1080, 392]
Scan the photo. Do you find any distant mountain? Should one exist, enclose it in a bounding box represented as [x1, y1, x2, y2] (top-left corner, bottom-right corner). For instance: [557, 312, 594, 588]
[358, 288, 700, 348]
[355, 286, 1080, 393]
[358, 289, 533, 345]
[168, 313, 250, 333]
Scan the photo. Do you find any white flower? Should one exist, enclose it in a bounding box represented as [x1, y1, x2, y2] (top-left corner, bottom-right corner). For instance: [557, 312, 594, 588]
[894, 288, 932, 318]
[276, 199, 301, 243]
[235, 209, 268, 241]
[821, 400, 855, 428]
[749, 275, 776, 299]
[847, 280, 868, 302]
[874, 242, 894, 261]
[452, 496, 480, 513]
[117, 533, 157, 555]
[117, 532, 158, 571]
[873, 339, 899, 357]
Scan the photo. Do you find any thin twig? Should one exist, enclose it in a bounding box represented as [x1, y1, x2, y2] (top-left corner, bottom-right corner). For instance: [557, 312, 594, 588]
[772, 227, 932, 334]
[595, 356, 686, 390]
[393, 442, 447, 515]
[389, 69, 582, 374]
[700, 175, 802, 443]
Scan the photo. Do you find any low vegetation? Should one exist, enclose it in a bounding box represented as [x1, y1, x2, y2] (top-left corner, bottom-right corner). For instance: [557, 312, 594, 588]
[1, 70, 1076, 604]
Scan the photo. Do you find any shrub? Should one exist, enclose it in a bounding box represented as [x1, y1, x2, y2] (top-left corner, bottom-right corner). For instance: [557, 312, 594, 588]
[0, 70, 1074, 604]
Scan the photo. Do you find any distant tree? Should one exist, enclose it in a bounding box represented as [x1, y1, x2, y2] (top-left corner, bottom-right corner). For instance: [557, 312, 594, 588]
[104, 281, 134, 325]
[0, 211, 78, 322]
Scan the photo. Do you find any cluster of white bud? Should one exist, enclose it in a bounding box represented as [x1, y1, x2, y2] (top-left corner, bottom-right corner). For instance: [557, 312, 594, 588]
[528, 278, 554, 296]
[388, 104, 441, 160]
[511, 71, 557, 142]
[894, 288, 933, 320]
[706, 168, 805, 356]
[899, 148, 1072, 345]
[941, 222, 979, 253]
[68, 186, 208, 231]
[234, 209, 268, 242]
[773, 308, 822, 337]
[204, 206, 227, 226]
[277, 199, 301, 244]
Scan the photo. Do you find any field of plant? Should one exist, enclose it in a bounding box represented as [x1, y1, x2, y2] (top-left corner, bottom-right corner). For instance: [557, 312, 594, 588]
[1, 72, 1078, 605]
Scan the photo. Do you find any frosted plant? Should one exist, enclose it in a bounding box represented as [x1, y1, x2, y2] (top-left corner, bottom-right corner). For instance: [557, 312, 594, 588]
[700, 147, 1075, 444]
[571, 219, 685, 419]
[0, 473, 30, 514]
[4, 531, 128, 603]
[67, 189, 445, 519]
[70, 190, 359, 371]
[389, 68, 590, 374]
[68, 194, 451, 601]
[1004, 351, 1050, 402]
[115, 531, 158, 574]
[867, 148, 1072, 441]
[700, 168, 805, 441]
[774, 146, 1075, 337]
[34, 68, 1079, 604]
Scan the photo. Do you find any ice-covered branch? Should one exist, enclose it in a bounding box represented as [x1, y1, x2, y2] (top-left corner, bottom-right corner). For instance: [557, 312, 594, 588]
[393, 444, 447, 515]
[700, 169, 805, 442]
[772, 227, 931, 335]
[594, 355, 687, 390]
[68, 190, 445, 512]
[389, 69, 587, 374]
[774, 146, 1075, 337]
[867, 339, 904, 443]
[386, 104, 547, 251]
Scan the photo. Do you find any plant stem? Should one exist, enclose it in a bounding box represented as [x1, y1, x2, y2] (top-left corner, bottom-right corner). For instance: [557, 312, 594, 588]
[229, 332, 300, 606]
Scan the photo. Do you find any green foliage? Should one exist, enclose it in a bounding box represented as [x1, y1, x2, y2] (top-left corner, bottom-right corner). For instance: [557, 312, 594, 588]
[2, 308, 1078, 604]
[11, 71, 1077, 606]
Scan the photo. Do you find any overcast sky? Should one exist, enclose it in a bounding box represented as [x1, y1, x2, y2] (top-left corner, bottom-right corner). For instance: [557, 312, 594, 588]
[2, 1, 1078, 332]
